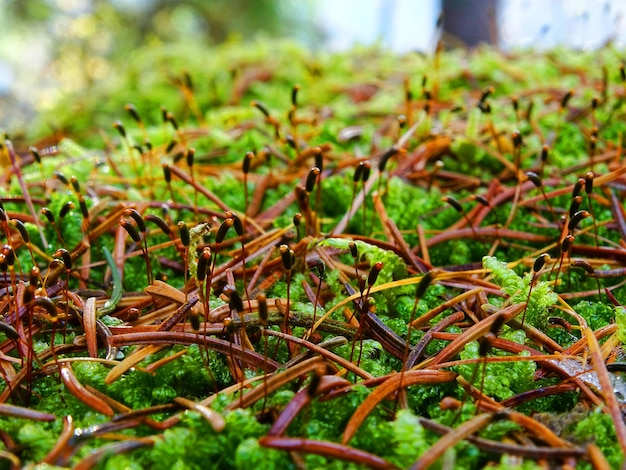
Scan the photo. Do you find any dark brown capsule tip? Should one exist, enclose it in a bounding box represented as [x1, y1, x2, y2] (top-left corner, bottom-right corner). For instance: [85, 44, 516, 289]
[79, 197, 89, 220]
[243, 151, 254, 174]
[54, 248, 72, 270]
[358, 274, 367, 293]
[292, 213, 302, 229]
[526, 171, 541, 187]
[415, 271, 435, 298]
[472, 194, 490, 207]
[252, 100, 271, 118]
[540, 145, 549, 163]
[125, 103, 142, 123]
[257, 293, 268, 323]
[479, 86, 494, 105]
[2, 245, 14, 267]
[216, 218, 234, 244]
[349, 241, 358, 259]
[197, 247, 212, 281]
[177, 221, 190, 247]
[361, 161, 371, 182]
[561, 234, 575, 252]
[585, 172, 594, 195]
[307, 258, 326, 278]
[512, 130, 523, 148]
[11, 219, 30, 243]
[353, 163, 364, 183]
[572, 177, 585, 198]
[225, 287, 243, 313]
[162, 164, 172, 183]
[442, 196, 463, 213]
[561, 90, 573, 108]
[224, 212, 244, 237]
[571, 259, 595, 275]
[569, 196, 583, 218]
[124, 208, 147, 234]
[305, 167, 320, 193]
[29, 146, 42, 163]
[41, 208, 55, 223]
[568, 210, 590, 231]
[59, 201, 75, 219]
[186, 148, 195, 168]
[378, 145, 399, 172]
[367, 261, 383, 287]
[29, 266, 40, 286]
[291, 84, 300, 107]
[70, 176, 80, 193]
[285, 135, 297, 150]
[313, 147, 323, 172]
[533, 253, 550, 273]
[112, 120, 126, 138]
[166, 112, 178, 130]
[279, 244, 293, 271]
[166, 139, 178, 154]
[120, 218, 141, 243]
[54, 171, 69, 186]
[479, 332, 495, 357]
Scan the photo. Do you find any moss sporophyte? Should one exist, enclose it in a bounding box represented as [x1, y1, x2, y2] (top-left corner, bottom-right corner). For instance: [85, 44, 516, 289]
[1, 39, 626, 469]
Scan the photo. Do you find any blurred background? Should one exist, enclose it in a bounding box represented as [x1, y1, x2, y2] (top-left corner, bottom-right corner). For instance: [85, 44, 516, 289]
[1, 0, 625, 133]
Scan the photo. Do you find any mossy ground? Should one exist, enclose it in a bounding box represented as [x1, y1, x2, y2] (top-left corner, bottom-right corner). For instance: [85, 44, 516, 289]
[1, 39, 626, 469]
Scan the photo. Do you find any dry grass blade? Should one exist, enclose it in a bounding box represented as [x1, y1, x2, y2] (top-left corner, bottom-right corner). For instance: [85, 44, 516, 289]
[83, 297, 98, 358]
[409, 413, 493, 469]
[226, 356, 325, 410]
[0, 403, 55, 421]
[268, 375, 351, 436]
[263, 329, 373, 380]
[562, 303, 626, 457]
[173, 397, 225, 432]
[342, 369, 456, 444]
[259, 436, 400, 470]
[424, 302, 525, 367]
[108, 331, 281, 373]
[418, 416, 586, 460]
[74, 439, 154, 470]
[42, 415, 74, 465]
[105, 344, 164, 385]
[59, 365, 114, 416]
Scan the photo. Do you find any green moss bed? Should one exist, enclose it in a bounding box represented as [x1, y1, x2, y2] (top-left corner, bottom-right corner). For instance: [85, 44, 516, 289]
[1, 40, 626, 469]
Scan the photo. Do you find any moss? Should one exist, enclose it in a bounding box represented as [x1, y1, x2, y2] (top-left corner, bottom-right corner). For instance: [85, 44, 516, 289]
[458, 340, 536, 401]
[567, 407, 624, 469]
[483, 256, 557, 328]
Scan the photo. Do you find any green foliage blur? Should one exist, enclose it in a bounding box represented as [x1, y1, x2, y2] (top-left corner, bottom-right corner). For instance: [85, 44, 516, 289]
[0, 0, 320, 133]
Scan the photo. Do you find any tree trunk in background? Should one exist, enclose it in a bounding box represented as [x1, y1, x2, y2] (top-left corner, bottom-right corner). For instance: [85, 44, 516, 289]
[442, 0, 498, 47]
